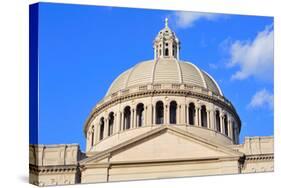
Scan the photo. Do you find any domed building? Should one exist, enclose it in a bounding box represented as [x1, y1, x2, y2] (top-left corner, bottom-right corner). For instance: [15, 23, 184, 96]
[29, 19, 274, 186]
[84, 19, 240, 153]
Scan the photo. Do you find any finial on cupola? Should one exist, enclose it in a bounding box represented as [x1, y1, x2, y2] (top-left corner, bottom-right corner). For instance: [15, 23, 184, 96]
[165, 17, 169, 28]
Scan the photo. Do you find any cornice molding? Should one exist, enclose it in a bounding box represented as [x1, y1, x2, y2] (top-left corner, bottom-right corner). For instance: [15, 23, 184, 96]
[29, 164, 78, 175]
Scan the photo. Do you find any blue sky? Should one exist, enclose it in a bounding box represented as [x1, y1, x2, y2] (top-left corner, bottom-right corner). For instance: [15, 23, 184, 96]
[35, 3, 274, 151]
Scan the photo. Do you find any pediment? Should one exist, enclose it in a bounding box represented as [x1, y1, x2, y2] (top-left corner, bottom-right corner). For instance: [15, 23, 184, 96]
[81, 126, 243, 165]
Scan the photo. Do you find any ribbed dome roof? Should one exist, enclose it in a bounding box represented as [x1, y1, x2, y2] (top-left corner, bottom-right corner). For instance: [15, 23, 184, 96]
[106, 58, 223, 97]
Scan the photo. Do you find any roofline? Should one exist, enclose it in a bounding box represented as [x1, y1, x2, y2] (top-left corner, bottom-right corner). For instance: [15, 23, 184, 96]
[80, 125, 244, 165]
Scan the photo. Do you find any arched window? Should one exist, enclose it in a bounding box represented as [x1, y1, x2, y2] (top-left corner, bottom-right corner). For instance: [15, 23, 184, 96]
[156, 101, 164, 124]
[165, 48, 169, 56]
[188, 103, 195, 125]
[201, 105, 207, 128]
[232, 122, 236, 143]
[215, 110, 221, 132]
[108, 112, 114, 136]
[170, 101, 177, 124]
[224, 114, 228, 136]
[136, 103, 144, 127]
[99, 117, 104, 141]
[91, 127, 94, 147]
[123, 106, 131, 130]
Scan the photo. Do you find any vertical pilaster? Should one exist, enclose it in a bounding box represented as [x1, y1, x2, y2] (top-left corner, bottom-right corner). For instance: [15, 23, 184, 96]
[166, 104, 170, 124]
[176, 105, 180, 124]
[195, 106, 199, 126]
[228, 119, 233, 139]
[94, 124, 98, 145]
[210, 110, 215, 130]
[207, 110, 210, 129]
[86, 131, 89, 151]
[130, 109, 134, 129]
[120, 112, 124, 131]
[186, 104, 189, 125]
[181, 104, 186, 124]
[147, 104, 153, 125]
[221, 115, 225, 134]
[133, 108, 137, 128]
[98, 121, 101, 141]
[144, 106, 147, 126]
[114, 112, 119, 134]
[104, 118, 108, 138]
[152, 104, 155, 125]
[198, 107, 202, 127]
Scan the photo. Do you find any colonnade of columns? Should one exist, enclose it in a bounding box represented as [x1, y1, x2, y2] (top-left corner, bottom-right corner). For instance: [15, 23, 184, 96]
[88, 100, 238, 149]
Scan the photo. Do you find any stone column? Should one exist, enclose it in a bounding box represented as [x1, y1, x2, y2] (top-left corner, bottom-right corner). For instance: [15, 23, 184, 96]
[114, 113, 119, 134]
[94, 124, 99, 145]
[152, 104, 155, 125]
[120, 112, 124, 131]
[207, 110, 210, 129]
[221, 115, 225, 134]
[86, 131, 91, 151]
[180, 104, 186, 124]
[186, 104, 189, 125]
[166, 104, 169, 124]
[97, 122, 102, 141]
[228, 119, 233, 139]
[144, 106, 147, 126]
[104, 118, 108, 138]
[131, 108, 136, 128]
[195, 106, 199, 126]
[134, 108, 138, 128]
[130, 109, 134, 129]
[233, 126, 237, 144]
[210, 110, 215, 130]
[147, 104, 153, 125]
[198, 107, 202, 127]
[176, 105, 180, 124]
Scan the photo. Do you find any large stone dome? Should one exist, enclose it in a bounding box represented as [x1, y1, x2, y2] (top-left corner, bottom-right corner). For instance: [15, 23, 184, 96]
[106, 58, 223, 97]
[84, 18, 241, 154]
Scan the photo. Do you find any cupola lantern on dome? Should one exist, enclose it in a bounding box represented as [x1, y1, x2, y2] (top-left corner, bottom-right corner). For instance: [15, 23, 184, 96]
[153, 18, 180, 60]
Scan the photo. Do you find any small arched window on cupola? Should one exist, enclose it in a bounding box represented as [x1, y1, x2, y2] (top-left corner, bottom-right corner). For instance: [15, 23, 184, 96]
[91, 126, 94, 147]
[164, 48, 169, 56]
[156, 101, 164, 124]
[136, 103, 144, 127]
[124, 106, 131, 130]
[201, 105, 207, 128]
[170, 101, 177, 124]
[188, 103, 195, 125]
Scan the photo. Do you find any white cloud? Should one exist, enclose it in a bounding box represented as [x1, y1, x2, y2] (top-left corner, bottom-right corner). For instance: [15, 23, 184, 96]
[227, 24, 274, 81]
[248, 89, 273, 110]
[173, 11, 221, 28]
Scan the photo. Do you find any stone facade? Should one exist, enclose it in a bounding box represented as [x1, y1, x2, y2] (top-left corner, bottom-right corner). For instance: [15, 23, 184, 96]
[29, 19, 274, 186]
[29, 144, 85, 186]
[29, 135, 274, 186]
